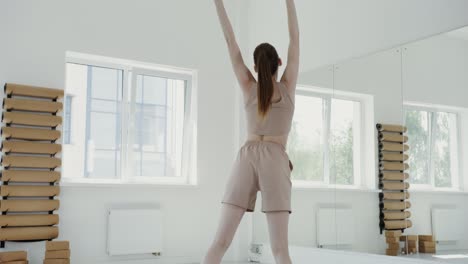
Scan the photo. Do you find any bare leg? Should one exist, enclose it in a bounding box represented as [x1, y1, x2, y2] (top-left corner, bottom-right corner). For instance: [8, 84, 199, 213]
[266, 212, 292, 264]
[202, 204, 246, 264]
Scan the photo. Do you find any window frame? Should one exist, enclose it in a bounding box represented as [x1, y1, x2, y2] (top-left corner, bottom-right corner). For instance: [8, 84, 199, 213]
[63, 51, 197, 186]
[404, 102, 461, 191]
[63, 94, 73, 145]
[290, 85, 372, 189]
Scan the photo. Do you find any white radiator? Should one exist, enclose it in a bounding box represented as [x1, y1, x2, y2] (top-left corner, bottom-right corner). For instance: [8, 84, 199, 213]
[316, 207, 354, 248]
[107, 208, 163, 256]
[431, 207, 463, 243]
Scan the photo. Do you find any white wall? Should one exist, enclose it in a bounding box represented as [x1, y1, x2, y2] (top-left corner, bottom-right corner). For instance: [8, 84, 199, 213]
[2, 0, 468, 263]
[403, 34, 468, 108]
[0, 0, 249, 263]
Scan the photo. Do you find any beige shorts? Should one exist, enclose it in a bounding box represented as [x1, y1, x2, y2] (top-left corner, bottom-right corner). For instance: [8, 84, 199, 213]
[222, 140, 293, 214]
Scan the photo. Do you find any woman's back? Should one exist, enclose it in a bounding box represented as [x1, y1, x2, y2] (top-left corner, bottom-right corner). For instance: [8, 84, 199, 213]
[245, 82, 295, 147]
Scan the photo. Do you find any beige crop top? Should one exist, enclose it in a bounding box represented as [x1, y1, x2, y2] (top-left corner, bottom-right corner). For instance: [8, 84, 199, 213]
[244, 82, 295, 136]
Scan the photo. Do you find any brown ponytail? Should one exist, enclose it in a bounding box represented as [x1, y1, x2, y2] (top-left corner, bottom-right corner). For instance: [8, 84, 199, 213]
[253, 43, 279, 117]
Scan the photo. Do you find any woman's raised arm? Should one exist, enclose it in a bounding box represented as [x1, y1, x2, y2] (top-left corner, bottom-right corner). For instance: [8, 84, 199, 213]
[280, 0, 300, 93]
[214, 0, 256, 93]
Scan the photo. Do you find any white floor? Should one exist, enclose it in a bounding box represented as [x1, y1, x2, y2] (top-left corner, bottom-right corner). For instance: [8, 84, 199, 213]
[401, 250, 468, 264]
[224, 250, 468, 264]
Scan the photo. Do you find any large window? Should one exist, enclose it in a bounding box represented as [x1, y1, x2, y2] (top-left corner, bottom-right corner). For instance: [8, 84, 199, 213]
[404, 104, 459, 189]
[287, 87, 364, 186]
[63, 53, 196, 184]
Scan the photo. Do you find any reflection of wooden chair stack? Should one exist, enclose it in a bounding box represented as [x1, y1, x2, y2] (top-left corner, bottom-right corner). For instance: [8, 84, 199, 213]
[0, 83, 63, 248]
[377, 124, 412, 235]
[385, 230, 401, 256]
[418, 235, 436, 253]
[0, 250, 28, 263]
[400, 235, 417, 254]
[44, 240, 70, 264]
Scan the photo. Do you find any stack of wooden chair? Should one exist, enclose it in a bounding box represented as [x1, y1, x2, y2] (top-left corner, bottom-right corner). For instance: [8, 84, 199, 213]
[418, 235, 436, 253]
[400, 235, 417, 254]
[385, 230, 401, 256]
[377, 124, 412, 234]
[0, 250, 28, 263]
[0, 83, 63, 247]
[44, 240, 70, 264]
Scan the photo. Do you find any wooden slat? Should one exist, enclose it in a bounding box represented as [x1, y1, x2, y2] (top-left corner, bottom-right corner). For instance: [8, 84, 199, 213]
[0, 199, 60, 212]
[1, 170, 61, 183]
[376, 124, 407, 133]
[379, 162, 409, 171]
[379, 142, 409, 152]
[46, 240, 70, 251]
[383, 220, 412, 230]
[0, 251, 28, 262]
[379, 152, 409, 162]
[385, 230, 402, 237]
[382, 192, 410, 200]
[1, 260, 28, 264]
[3, 112, 62, 127]
[419, 241, 436, 247]
[1, 127, 60, 141]
[2, 156, 61, 169]
[5, 83, 63, 100]
[0, 226, 58, 241]
[386, 237, 399, 243]
[382, 201, 411, 210]
[380, 181, 410, 190]
[4, 98, 62, 113]
[400, 235, 418, 242]
[380, 172, 409, 181]
[1, 186, 60, 197]
[2, 141, 61, 154]
[387, 242, 400, 250]
[383, 211, 411, 220]
[44, 259, 69, 264]
[45, 249, 70, 259]
[0, 214, 59, 227]
[419, 235, 435, 241]
[379, 132, 408, 143]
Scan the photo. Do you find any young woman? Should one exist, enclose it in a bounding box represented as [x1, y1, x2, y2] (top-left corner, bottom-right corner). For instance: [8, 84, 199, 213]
[203, 0, 299, 263]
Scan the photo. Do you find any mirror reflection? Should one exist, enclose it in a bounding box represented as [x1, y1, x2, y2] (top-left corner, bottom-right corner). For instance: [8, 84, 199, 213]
[253, 25, 468, 263]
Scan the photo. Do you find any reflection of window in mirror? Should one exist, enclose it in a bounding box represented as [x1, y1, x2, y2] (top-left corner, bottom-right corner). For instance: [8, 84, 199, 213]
[404, 102, 463, 190]
[287, 85, 373, 188]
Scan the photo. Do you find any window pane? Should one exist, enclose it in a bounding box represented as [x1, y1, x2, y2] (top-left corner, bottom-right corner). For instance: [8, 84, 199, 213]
[64, 63, 123, 179]
[90, 112, 119, 149]
[132, 74, 186, 178]
[135, 75, 167, 105]
[63, 95, 72, 144]
[91, 98, 119, 113]
[287, 95, 324, 181]
[406, 110, 430, 184]
[88, 150, 120, 178]
[432, 112, 455, 187]
[90, 66, 123, 100]
[330, 99, 355, 185]
[86, 66, 123, 178]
